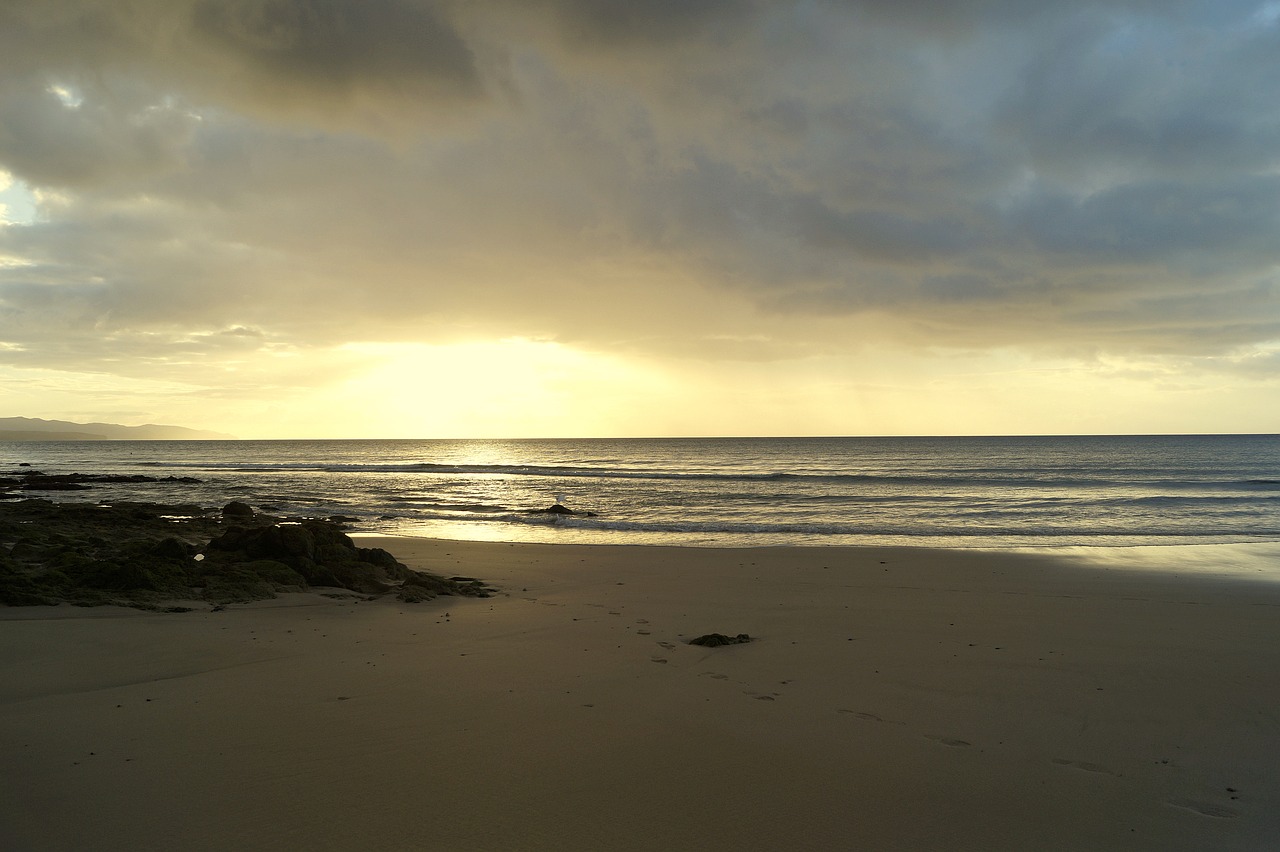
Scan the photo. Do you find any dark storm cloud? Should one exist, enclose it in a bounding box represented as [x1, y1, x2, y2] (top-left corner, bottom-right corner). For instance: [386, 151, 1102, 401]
[1014, 177, 1280, 265]
[189, 0, 479, 95]
[0, 1, 483, 125]
[997, 6, 1280, 182]
[534, 0, 757, 46]
[837, 0, 1215, 33]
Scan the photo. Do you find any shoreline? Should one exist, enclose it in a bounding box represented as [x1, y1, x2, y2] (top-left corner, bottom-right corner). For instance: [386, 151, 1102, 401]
[4, 538, 1279, 850]
[352, 532, 1280, 581]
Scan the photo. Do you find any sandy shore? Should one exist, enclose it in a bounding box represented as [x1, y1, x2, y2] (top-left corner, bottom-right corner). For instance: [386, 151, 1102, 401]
[3, 540, 1279, 851]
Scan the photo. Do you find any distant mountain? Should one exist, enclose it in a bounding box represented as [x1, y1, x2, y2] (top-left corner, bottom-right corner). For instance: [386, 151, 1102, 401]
[0, 417, 236, 441]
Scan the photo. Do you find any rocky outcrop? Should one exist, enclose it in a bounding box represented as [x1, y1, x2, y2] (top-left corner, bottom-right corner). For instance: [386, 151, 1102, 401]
[0, 499, 494, 609]
[0, 471, 203, 496]
[204, 520, 412, 595]
[0, 499, 224, 607]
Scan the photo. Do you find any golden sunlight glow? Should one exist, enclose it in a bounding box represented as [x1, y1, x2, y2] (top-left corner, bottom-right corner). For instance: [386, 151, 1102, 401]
[332, 339, 675, 438]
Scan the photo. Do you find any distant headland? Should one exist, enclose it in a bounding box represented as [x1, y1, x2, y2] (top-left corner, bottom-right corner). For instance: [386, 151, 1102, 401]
[0, 417, 235, 441]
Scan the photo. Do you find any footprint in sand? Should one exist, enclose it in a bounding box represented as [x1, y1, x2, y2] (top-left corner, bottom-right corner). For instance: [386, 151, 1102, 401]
[650, 656, 668, 664]
[699, 672, 730, 680]
[636, 630, 651, 635]
[1166, 799, 1238, 819]
[657, 641, 676, 650]
[926, 735, 972, 748]
[836, 710, 906, 725]
[1052, 758, 1116, 776]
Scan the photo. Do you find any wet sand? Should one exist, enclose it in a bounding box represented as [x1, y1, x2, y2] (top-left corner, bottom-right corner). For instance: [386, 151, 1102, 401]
[2, 540, 1278, 851]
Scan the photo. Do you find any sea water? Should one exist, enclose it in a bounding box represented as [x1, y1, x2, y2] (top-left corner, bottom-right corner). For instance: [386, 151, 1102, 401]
[4, 435, 1279, 550]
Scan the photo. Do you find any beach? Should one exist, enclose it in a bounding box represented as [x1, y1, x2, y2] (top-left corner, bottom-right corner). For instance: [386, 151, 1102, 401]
[2, 539, 1279, 851]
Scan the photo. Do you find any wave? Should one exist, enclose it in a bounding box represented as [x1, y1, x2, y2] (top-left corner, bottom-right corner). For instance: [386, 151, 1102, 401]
[1102, 494, 1280, 507]
[185, 460, 1280, 492]
[371, 505, 1280, 541]
[320, 462, 807, 481]
[383, 498, 512, 514]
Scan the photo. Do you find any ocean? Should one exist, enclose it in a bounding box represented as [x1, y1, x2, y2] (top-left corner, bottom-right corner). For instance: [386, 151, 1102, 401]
[4, 435, 1279, 551]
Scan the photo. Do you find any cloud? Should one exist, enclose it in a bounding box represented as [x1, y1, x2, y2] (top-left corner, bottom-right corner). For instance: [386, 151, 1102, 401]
[0, 1, 484, 131]
[0, 83, 198, 188]
[1, 0, 1278, 411]
[188, 0, 481, 103]
[1013, 176, 1280, 265]
[996, 5, 1280, 184]
[531, 0, 758, 48]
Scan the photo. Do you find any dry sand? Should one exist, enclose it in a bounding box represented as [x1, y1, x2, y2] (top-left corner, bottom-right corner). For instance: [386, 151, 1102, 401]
[2, 540, 1278, 851]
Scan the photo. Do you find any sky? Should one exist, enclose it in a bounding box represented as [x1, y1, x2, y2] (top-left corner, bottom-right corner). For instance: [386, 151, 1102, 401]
[1, 0, 1279, 439]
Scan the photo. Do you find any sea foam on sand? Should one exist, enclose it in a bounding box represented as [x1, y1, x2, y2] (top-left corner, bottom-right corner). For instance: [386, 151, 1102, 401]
[2, 539, 1278, 851]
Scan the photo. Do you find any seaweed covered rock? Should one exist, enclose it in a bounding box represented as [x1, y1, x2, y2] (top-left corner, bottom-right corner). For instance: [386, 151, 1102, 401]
[202, 520, 494, 602]
[0, 499, 493, 609]
[0, 499, 222, 607]
[204, 520, 410, 594]
[0, 559, 63, 606]
[397, 572, 492, 603]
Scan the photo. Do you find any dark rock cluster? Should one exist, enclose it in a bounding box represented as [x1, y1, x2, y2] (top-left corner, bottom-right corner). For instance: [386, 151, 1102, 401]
[0, 498, 493, 610]
[0, 470, 203, 496]
[688, 633, 753, 647]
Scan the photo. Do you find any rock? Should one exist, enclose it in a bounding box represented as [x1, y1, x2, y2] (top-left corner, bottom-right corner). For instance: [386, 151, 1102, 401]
[0, 566, 61, 606]
[150, 537, 194, 560]
[357, 547, 402, 570]
[396, 583, 438, 603]
[688, 633, 753, 647]
[396, 569, 493, 603]
[13, 472, 203, 490]
[221, 501, 255, 519]
[529, 503, 598, 517]
[205, 520, 419, 595]
[21, 477, 92, 491]
[208, 522, 325, 565]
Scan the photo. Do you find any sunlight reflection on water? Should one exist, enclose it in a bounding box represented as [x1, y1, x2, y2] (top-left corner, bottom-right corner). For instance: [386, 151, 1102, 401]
[1018, 542, 1280, 582]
